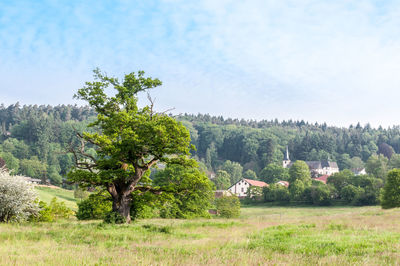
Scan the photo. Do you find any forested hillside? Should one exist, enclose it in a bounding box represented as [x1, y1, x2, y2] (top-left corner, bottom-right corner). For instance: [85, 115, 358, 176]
[1, 104, 399, 188]
[177, 114, 400, 180]
[0, 103, 96, 186]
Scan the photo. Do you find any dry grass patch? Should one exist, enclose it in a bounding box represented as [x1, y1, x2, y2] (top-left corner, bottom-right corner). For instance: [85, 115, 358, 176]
[0, 206, 400, 265]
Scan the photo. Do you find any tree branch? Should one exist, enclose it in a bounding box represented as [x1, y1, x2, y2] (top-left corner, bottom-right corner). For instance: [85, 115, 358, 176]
[133, 186, 163, 195]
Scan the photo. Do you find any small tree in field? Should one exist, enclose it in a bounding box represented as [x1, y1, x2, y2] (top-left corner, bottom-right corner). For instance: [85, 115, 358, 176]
[0, 168, 39, 222]
[215, 195, 240, 218]
[381, 169, 400, 209]
[68, 69, 193, 223]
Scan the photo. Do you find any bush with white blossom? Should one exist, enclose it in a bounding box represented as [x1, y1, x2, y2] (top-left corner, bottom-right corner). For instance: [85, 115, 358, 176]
[0, 168, 39, 222]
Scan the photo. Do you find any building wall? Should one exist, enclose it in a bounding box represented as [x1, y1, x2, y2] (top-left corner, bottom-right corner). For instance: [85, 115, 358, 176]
[283, 160, 291, 168]
[312, 166, 340, 176]
[228, 179, 250, 197]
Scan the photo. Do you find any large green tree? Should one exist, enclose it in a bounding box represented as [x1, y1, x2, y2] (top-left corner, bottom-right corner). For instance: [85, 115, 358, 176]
[219, 160, 243, 185]
[365, 154, 388, 180]
[381, 169, 400, 209]
[259, 163, 289, 183]
[288, 160, 311, 185]
[68, 69, 193, 223]
[153, 164, 214, 218]
[212, 170, 231, 190]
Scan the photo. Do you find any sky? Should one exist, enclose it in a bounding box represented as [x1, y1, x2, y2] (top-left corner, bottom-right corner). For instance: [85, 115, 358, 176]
[1, 0, 400, 127]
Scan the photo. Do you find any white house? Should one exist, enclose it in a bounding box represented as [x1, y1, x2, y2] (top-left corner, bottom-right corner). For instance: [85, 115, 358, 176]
[283, 147, 339, 176]
[228, 178, 269, 198]
[351, 168, 366, 175]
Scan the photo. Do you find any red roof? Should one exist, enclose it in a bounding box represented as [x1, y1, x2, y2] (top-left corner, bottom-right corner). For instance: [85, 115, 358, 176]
[244, 179, 269, 187]
[314, 175, 329, 184]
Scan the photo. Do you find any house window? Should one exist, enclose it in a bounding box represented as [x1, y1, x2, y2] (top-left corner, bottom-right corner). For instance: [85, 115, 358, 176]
[241, 187, 244, 192]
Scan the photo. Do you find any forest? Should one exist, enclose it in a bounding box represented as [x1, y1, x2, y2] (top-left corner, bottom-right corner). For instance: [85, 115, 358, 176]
[0, 104, 399, 190]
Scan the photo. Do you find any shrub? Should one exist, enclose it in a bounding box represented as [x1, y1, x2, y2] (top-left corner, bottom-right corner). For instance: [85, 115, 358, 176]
[104, 211, 125, 224]
[289, 180, 306, 202]
[341, 185, 364, 203]
[130, 191, 160, 220]
[34, 201, 54, 222]
[74, 187, 89, 200]
[310, 185, 332, 206]
[32, 198, 74, 222]
[154, 165, 214, 219]
[263, 186, 274, 202]
[246, 186, 263, 201]
[273, 185, 290, 202]
[263, 184, 290, 202]
[0, 169, 39, 222]
[76, 191, 112, 220]
[215, 195, 240, 218]
[381, 169, 400, 209]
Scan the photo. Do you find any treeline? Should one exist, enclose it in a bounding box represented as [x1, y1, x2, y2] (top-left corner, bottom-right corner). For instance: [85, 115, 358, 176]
[177, 113, 400, 182]
[258, 161, 383, 206]
[2, 104, 400, 188]
[0, 103, 96, 185]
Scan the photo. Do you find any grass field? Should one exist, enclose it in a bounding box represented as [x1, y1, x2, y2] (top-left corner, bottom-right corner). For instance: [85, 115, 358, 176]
[1, 206, 400, 265]
[34, 186, 78, 210]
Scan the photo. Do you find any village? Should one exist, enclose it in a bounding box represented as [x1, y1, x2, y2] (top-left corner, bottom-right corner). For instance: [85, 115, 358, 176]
[225, 147, 366, 198]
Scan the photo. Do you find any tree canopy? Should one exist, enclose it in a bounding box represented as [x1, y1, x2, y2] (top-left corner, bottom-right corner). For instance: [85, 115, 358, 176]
[68, 69, 194, 223]
[381, 169, 400, 209]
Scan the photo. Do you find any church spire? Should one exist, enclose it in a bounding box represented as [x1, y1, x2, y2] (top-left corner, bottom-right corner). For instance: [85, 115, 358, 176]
[284, 146, 290, 161]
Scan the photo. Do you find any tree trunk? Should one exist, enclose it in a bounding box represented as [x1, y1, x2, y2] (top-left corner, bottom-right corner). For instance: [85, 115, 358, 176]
[112, 193, 132, 223]
[107, 169, 147, 223]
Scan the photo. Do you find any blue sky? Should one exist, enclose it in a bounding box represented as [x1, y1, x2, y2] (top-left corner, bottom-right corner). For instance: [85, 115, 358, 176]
[1, 0, 400, 127]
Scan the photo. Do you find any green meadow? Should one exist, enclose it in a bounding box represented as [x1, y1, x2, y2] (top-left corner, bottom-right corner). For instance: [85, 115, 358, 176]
[1, 205, 400, 265]
[34, 186, 78, 210]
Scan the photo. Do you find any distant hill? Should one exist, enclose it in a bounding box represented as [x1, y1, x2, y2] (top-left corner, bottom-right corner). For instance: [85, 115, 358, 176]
[1, 104, 400, 187]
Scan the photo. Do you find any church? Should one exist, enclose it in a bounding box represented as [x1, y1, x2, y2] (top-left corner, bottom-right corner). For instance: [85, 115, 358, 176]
[283, 147, 339, 177]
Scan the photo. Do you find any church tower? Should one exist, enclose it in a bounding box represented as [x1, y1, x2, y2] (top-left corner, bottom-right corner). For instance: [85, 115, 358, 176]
[283, 146, 291, 168]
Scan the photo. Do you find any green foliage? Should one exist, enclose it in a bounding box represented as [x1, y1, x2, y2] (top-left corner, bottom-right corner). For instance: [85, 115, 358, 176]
[33, 200, 54, 222]
[219, 160, 243, 185]
[381, 169, 400, 209]
[68, 69, 194, 222]
[19, 157, 47, 181]
[104, 211, 126, 224]
[388, 154, 400, 169]
[76, 192, 112, 220]
[243, 169, 257, 180]
[48, 165, 62, 185]
[74, 187, 89, 200]
[365, 154, 388, 180]
[0, 152, 19, 173]
[153, 164, 214, 219]
[214, 195, 240, 218]
[33, 198, 74, 222]
[288, 160, 311, 185]
[212, 170, 231, 190]
[130, 190, 160, 220]
[246, 186, 263, 200]
[326, 169, 353, 192]
[289, 180, 306, 202]
[303, 185, 333, 206]
[341, 185, 364, 203]
[350, 175, 383, 205]
[263, 184, 290, 202]
[259, 163, 289, 183]
[5, 101, 400, 193]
